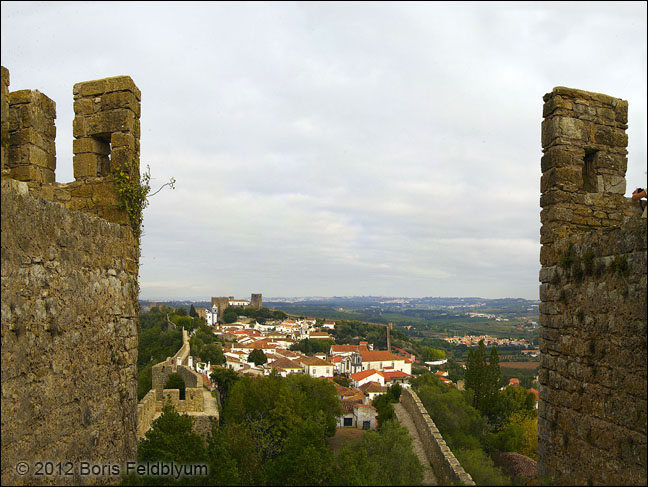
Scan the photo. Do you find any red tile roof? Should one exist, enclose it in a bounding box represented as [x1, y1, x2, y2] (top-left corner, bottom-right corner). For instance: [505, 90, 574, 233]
[360, 350, 403, 362]
[359, 381, 388, 393]
[350, 369, 385, 381]
[382, 370, 410, 379]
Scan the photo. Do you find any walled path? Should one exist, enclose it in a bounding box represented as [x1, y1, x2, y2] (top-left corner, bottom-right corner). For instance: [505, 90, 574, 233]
[394, 401, 438, 485]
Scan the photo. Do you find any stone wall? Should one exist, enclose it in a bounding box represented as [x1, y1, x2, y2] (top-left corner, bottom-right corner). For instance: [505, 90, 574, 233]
[401, 388, 475, 486]
[1, 66, 141, 486]
[137, 329, 218, 440]
[539, 86, 647, 485]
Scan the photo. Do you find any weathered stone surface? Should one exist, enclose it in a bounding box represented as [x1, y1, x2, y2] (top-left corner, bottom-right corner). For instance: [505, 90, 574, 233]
[1, 179, 139, 486]
[1, 67, 142, 486]
[539, 87, 647, 486]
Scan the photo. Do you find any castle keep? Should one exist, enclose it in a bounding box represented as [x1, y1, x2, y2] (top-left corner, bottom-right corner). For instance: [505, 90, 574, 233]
[1, 66, 141, 485]
[539, 87, 647, 485]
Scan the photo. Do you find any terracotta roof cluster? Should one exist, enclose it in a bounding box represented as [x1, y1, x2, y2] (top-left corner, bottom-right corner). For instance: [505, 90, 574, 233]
[360, 350, 404, 362]
[299, 356, 333, 367]
[359, 381, 388, 394]
[330, 344, 369, 354]
[270, 357, 303, 371]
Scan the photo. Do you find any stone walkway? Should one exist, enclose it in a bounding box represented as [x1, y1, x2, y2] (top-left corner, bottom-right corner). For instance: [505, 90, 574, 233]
[394, 402, 437, 486]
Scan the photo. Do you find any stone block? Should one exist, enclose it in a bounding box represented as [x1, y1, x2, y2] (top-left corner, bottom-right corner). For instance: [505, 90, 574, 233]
[74, 79, 107, 98]
[614, 100, 628, 125]
[9, 128, 55, 154]
[541, 166, 583, 193]
[104, 76, 141, 100]
[85, 109, 136, 137]
[111, 132, 135, 149]
[73, 98, 94, 116]
[541, 147, 580, 172]
[593, 126, 628, 147]
[72, 116, 87, 138]
[73, 137, 109, 155]
[99, 91, 140, 117]
[542, 117, 590, 147]
[10, 164, 53, 183]
[91, 183, 120, 207]
[73, 153, 101, 179]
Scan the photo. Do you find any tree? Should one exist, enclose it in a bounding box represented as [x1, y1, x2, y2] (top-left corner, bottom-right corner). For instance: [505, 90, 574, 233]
[164, 373, 186, 400]
[248, 348, 268, 366]
[263, 419, 335, 485]
[333, 375, 351, 387]
[223, 307, 238, 324]
[387, 383, 402, 403]
[372, 394, 395, 429]
[189, 304, 198, 317]
[465, 340, 500, 417]
[201, 343, 226, 366]
[137, 404, 206, 464]
[175, 306, 187, 317]
[335, 420, 424, 485]
[210, 367, 240, 405]
[422, 346, 446, 362]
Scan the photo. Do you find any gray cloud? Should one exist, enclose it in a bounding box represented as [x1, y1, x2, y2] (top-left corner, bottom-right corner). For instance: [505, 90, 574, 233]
[2, 1, 646, 300]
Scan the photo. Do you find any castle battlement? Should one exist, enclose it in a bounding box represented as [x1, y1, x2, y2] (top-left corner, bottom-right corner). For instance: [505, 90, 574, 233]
[1, 66, 141, 226]
[1, 67, 142, 486]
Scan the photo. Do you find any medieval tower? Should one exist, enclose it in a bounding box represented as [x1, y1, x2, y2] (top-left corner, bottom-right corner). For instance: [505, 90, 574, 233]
[538, 86, 646, 485]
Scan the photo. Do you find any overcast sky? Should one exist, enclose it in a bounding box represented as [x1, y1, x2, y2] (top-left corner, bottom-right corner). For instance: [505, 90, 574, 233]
[2, 1, 646, 301]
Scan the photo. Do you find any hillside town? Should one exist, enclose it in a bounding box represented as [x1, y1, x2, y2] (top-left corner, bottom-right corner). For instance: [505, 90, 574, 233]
[443, 334, 531, 348]
[186, 305, 419, 430]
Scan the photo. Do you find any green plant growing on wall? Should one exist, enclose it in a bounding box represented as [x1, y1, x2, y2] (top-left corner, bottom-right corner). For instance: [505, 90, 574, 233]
[558, 242, 575, 269]
[112, 159, 175, 239]
[610, 255, 629, 277]
[582, 251, 595, 275]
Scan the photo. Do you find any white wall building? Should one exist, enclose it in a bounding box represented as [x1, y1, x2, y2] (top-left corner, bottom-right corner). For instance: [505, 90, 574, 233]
[205, 304, 218, 326]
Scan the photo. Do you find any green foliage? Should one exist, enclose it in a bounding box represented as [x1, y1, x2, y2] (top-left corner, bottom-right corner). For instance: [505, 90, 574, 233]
[189, 304, 198, 317]
[446, 357, 466, 383]
[372, 394, 395, 429]
[290, 338, 334, 355]
[454, 448, 511, 486]
[138, 313, 182, 367]
[248, 348, 268, 366]
[414, 373, 486, 452]
[558, 242, 575, 269]
[137, 362, 153, 401]
[264, 420, 335, 486]
[223, 307, 238, 323]
[388, 383, 402, 402]
[465, 340, 501, 418]
[175, 306, 188, 317]
[233, 306, 287, 321]
[123, 405, 207, 485]
[333, 375, 351, 387]
[421, 346, 446, 362]
[611, 255, 629, 277]
[223, 373, 342, 439]
[164, 373, 186, 400]
[199, 343, 226, 365]
[490, 386, 537, 427]
[583, 250, 595, 274]
[190, 324, 225, 365]
[111, 160, 150, 238]
[138, 404, 205, 462]
[210, 367, 240, 405]
[334, 420, 424, 486]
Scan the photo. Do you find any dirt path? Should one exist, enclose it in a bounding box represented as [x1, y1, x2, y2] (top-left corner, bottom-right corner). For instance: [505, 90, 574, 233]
[394, 402, 438, 486]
